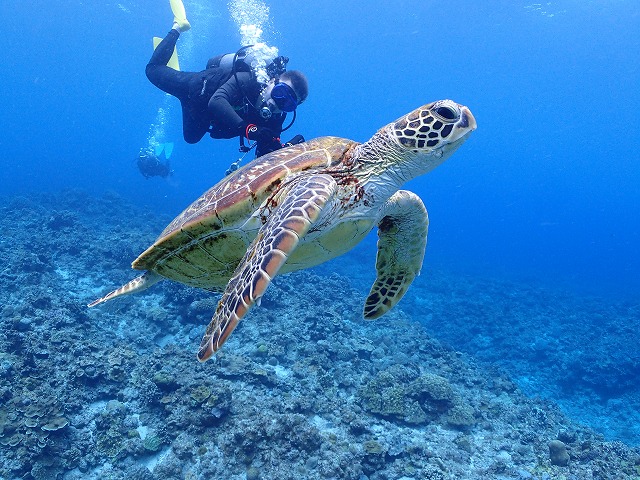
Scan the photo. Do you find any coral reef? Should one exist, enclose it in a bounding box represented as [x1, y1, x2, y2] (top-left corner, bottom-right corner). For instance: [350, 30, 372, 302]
[358, 367, 465, 426]
[0, 190, 639, 479]
[405, 268, 640, 444]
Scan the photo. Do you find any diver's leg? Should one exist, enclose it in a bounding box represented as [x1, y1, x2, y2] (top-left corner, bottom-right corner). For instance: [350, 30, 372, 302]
[149, 29, 180, 66]
[145, 30, 193, 98]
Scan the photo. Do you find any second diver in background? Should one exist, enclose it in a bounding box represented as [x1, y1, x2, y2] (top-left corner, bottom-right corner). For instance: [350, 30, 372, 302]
[137, 143, 174, 179]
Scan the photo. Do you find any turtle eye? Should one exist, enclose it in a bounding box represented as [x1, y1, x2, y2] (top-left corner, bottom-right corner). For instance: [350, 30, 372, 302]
[434, 105, 459, 121]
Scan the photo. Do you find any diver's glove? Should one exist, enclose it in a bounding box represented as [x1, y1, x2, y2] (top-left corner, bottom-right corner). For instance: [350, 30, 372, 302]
[256, 138, 283, 156]
[283, 134, 305, 147]
[245, 124, 280, 144]
[255, 139, 285, 158]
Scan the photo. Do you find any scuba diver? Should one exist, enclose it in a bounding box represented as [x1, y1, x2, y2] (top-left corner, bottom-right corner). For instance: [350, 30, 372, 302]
[145, 0, 309, 158]
[137, 143, 174, 179]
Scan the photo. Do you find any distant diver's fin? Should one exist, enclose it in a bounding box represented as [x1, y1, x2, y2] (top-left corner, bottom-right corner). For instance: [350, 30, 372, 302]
[169, 0, 191, 32]
[154, 142, 164, 158]
[152, 142, 175, 159]
[163, 142, 174, 159]
[153, 37, 180, 71]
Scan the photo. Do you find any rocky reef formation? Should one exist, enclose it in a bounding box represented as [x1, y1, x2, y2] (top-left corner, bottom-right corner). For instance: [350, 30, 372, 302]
[1, 190, 638, 479]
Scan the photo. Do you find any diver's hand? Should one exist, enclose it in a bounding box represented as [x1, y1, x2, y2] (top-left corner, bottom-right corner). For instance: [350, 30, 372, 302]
[245, 124, 279, 143]
[255, 138, 284, 158]
[261, 139, 283, 154]
[284, 134, 305, 147]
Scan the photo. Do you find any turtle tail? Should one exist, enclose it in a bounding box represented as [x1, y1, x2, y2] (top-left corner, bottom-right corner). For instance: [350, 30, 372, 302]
[87, 271, 163, 307]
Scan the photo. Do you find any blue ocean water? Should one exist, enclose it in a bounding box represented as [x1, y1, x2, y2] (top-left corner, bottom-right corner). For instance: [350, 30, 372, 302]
[3, 0, 639, 298]
[2, 0, 640, 469]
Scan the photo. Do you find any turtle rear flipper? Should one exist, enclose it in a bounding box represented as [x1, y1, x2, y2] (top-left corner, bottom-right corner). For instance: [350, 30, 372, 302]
[87, 271, 163, 307]
[197, 174, 338, 362]
[364, 191, 428, 319]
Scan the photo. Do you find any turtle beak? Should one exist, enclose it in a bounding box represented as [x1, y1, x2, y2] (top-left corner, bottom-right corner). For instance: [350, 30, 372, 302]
[443, 105, 476, 146]
[459, 105, 477, 132]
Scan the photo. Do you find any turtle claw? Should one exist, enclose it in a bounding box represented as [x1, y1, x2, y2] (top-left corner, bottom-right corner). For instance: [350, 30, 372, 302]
[196, 315, 241, 361]
[197, 340, 214, 362]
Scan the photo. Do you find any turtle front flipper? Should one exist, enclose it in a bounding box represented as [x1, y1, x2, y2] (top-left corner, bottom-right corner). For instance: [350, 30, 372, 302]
[364, 190, 429, 319]
[87, 271, 163, 307]
[197, 174, 338, 361]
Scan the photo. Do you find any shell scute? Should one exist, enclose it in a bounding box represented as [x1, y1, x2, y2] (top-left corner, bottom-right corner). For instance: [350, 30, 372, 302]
[133, 137, 355, 273]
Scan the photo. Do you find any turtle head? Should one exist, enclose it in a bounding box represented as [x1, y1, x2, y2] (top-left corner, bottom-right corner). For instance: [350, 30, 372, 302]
[382, 100, 476, 179]
[393, 100, 476, 150]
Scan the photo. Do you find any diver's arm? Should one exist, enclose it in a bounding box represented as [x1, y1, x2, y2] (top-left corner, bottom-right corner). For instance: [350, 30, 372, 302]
[207, 72, 253, 137]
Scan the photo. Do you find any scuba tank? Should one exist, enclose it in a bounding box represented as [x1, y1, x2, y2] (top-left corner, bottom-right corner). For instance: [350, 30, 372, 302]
[206, 46, 289, 80]
[206, 51, 250, 72]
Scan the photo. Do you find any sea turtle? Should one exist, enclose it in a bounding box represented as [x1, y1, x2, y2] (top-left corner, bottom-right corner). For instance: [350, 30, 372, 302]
[89, 100, 476, 361]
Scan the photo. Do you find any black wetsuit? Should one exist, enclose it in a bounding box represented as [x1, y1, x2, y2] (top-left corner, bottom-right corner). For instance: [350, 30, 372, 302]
[146, 30, 286, 156]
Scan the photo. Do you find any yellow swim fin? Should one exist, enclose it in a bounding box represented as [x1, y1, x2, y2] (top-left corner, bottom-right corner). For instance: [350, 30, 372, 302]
[170, 0, 191, 32]
[153, 37, 180, 71]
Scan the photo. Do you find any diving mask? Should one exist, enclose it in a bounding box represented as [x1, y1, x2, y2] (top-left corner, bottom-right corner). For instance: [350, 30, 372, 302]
[271, 81, 299, 112]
